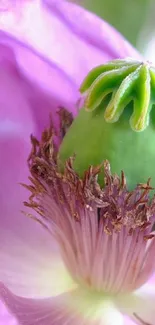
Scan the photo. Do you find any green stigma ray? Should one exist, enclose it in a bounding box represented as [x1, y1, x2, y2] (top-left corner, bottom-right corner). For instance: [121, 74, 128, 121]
[81, 59, 155, 132]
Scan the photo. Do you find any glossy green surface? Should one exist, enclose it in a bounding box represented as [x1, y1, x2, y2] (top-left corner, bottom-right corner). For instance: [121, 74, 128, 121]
[59, 59, 155, 190]
[59, 103, 155, 189]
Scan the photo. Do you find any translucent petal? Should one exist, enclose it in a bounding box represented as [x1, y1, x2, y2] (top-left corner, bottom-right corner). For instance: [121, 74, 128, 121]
[0, 285, 126, 325]
[116, 273, 155, 324]
[0, 60, 74, 299]
[0, 300, 17, 325]
[44, 0, 142, 63]
[0, 0, 142, 90]
[0, 226, 75, 298]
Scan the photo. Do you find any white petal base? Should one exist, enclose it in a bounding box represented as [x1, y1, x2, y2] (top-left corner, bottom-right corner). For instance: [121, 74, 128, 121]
[116, 274, 155, 324]
[0, 285, 127, 325]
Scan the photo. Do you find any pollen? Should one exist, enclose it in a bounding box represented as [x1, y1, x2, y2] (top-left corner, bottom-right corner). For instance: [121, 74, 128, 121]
[23, 111, 155, 296]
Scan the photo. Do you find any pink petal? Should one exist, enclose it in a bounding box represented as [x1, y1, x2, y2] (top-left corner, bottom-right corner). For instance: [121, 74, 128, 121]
[0, 0, 28, 12]
[0, 40, 78, 127]
[132, 273, 155, 324]
[0, 0, 143, 134]
[0, 283, 58, 325]
[0, 43, 76, 233]
[0, 50, 75, 298]
[0, 0, 83, 100]
[0, 0, 142, 92]
[0, 229, 73, 298]
[0, 301, 17, 325]
[44, 0, 142, 63]
[123, 317, 137, 325]
[116, 272, 155, 324]
[0, 53, 35, 234]
[0, 284, 129, 325]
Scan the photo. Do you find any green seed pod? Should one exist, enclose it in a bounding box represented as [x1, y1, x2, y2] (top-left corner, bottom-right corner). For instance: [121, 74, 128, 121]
[58, 58, 155, 189]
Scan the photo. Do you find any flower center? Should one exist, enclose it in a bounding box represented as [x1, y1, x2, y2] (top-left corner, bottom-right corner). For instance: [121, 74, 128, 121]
[23, 115, 155, 296]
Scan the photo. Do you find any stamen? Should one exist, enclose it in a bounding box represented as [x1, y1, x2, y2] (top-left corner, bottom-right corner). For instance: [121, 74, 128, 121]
[23, 112, 155, 295]
[57, 107, 73, 139]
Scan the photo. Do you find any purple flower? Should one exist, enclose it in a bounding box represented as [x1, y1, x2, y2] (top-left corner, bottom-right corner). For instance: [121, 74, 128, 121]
[0, 1, 146, 325]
